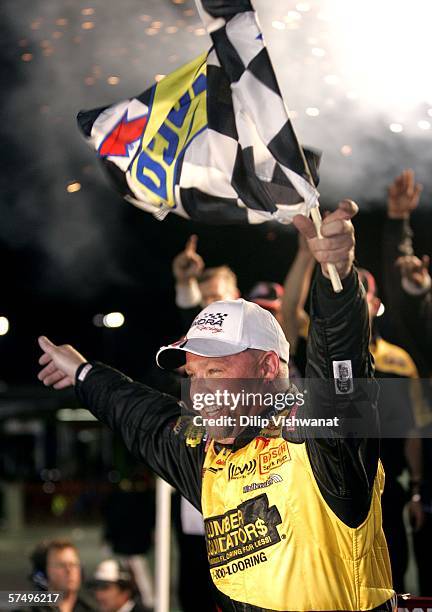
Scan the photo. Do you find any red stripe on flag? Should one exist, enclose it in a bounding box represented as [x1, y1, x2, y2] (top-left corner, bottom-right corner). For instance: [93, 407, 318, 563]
[99, 112, 148, 157]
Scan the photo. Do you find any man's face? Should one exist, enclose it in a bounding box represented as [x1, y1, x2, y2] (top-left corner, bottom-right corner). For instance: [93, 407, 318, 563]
[185, 351, 266, 441]
[338, 364, 349, 379]
[46, 547, 81, 594]
[94, 584, 130, 612]
[199, 276, 239, 307]
[185, 351, 259, 380]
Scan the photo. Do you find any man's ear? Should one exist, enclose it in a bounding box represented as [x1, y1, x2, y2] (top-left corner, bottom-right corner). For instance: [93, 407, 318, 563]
[260, 351, 279, 381]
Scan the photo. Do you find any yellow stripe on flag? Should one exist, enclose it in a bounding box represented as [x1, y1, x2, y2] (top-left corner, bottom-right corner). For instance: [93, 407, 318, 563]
[129, 53, 208, 208]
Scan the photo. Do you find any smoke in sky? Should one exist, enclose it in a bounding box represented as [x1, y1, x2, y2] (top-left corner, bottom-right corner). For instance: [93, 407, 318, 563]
[255, 0, 432, 204]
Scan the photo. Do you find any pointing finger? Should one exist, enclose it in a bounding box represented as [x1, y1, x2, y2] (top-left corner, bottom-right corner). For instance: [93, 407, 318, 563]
[38, 336, 56, 355]
[185, 234, 198, 254]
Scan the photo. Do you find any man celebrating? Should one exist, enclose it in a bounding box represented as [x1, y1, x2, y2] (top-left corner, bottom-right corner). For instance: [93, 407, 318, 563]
[37, 201, 395, 612]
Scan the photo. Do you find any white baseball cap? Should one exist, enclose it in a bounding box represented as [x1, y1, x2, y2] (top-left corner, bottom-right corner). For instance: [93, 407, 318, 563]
[92, 560, 131, 585]
[156, 298, 290, 369]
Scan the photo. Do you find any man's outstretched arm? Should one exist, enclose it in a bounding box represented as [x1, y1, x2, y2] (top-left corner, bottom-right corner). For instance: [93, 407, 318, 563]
[37, 338, 203, 509]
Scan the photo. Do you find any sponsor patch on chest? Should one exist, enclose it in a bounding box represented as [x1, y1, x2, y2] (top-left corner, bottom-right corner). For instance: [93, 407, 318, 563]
[258, 441, 291, 474]
[204, 493, 282, 568]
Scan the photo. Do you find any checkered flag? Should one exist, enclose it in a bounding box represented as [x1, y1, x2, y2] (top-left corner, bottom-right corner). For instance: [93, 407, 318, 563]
[77, 0, 321, 224]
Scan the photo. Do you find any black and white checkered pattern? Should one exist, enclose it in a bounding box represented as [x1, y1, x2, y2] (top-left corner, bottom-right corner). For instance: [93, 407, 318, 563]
[78, 0, 321, 225]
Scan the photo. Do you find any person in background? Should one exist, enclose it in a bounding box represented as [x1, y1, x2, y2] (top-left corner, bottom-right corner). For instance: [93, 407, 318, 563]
[383, 168, 432, 371]
[29, 539, 95, 612]
[91, 560, 149, 612]
[175, 232, 314, 378]
[172, 235, 239, 330]
[358, 267, 424, 593]
[280, 232, 315, 377]
[382, 168, 432, 595]
[245, 281, 284, 314]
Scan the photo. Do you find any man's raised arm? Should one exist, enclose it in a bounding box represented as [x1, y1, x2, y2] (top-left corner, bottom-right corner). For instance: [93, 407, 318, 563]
[293, 201, 380, 528]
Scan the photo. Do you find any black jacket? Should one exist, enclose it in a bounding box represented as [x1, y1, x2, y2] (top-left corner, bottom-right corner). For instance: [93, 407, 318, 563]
[382, 218, 432, 376]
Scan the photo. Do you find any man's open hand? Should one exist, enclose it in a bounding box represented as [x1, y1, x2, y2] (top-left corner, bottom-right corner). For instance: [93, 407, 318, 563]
[172, 235, 205, 285]
[293, 200, 358, 280]
[37, 336, 87, 389]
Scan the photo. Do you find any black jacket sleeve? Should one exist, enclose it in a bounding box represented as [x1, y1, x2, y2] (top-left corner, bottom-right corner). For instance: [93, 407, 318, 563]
[381, 218, 411, 327]
[399, 290, 432, 371]
[75, 363, 205, 510]
[304, 268, 380, 527]
[382, 218, 432, 375]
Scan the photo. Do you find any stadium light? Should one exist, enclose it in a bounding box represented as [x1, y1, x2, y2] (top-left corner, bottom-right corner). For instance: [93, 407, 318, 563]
[103, 312, 125, 328]
[0, 316, 9, 336]
[93, 312, 125, 328]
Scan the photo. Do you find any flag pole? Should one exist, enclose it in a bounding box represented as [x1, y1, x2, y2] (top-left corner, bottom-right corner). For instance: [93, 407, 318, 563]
[282, 123, 343, 293]
[299, 159, 343, 293]
[256, 2, 343, 293]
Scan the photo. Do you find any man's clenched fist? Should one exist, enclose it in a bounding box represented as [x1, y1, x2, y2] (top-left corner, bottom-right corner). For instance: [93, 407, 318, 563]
[293, 200, 358, 280]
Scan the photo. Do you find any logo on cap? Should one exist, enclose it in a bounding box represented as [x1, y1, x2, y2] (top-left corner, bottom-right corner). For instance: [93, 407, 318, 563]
[191, 312, 229, 333]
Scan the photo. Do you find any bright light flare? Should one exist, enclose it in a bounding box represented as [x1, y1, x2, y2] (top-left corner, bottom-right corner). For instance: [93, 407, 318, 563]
[324, 0, 432, 112]
[0, 317, 9, 336]
[376, 303, 385, 318]
[272, 21, 286, 30]
[103, 312, 125, 328]
[311, 47, 325, 57]
[418, 120, 430, 130]
[66, 181, 81, 193]
[389, 123, 403, 133]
